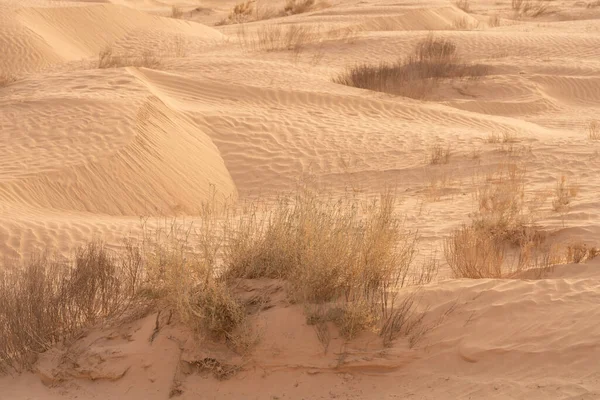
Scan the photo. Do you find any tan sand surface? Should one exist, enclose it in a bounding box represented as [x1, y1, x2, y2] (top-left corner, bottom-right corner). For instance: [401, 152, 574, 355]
[1, 0, 600, 398]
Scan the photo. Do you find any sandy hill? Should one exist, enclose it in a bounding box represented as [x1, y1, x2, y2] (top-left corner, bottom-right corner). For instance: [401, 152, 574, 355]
[1, 0, 600, 398]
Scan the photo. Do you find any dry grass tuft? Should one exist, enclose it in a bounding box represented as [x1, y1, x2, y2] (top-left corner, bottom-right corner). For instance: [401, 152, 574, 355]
[224, 188, 433, 341]
[454, 0, 471, 12]
[444, 224, 505, 279]
[335, 35, 488, 99]
[489, 14, 501, 27]
[511, 0, 552, 17]
[98, 47, 161, 69]
[429, 143, 451, 165]
[588, 120, 600, 140]
[237, 23, 321, 56]
[486, 131, 517, 144]
[0, 242, 142, 372]
[552, 175, 578, 212]
[171, 5, 184, 19]
[218, 0, 256, 25]
[444, 162, 563, 279]
[284, 0, 316, 14]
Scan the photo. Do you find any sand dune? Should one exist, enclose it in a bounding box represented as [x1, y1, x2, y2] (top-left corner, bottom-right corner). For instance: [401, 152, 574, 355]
[2, 0, 600, 398]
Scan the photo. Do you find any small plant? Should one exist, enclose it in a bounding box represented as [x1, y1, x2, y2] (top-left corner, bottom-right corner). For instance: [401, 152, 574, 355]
[98, 46, 161, 69]
[454, 0, 471, 12]
[489, 14, 501, 27]
[284, 0, 316, 14]
[429, 143, 451, 165]
[512, 0, 551, 17]
[335, 36, 488, 99]
[0, 242, 142, 372]
[171, 5, 184, 19]
[552, 175, 578, 212]
[588, 120, 600, 140]
[444, 224, 505, 279]
[486, 131, 517, 144]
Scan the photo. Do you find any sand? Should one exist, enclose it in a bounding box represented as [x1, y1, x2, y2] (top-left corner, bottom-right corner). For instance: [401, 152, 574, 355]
[1, 0, 600, 398]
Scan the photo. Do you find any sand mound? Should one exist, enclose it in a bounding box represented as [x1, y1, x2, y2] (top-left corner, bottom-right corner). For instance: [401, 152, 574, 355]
[1, 3, 223, 74]
[0, 69, 236, 215]
[3, 263, 600, 399]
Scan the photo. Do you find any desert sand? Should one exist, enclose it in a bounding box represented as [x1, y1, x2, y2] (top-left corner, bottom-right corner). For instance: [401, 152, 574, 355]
[1, 0, 600, 398]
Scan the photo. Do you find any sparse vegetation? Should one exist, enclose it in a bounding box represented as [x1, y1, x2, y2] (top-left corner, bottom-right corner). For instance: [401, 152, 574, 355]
[98, 46, 161, 69]
[488, 14, 501, 27]
[284, 0, 318, 15]
[486, 131, 518, 144]
[171, 5, 184, 19]
[335, 36, 489, 99]
[429, 143, 451, 165]
[511, 0, 552, 17]
[588, 120, 600, 140]
[552, 175, 578, 212]
[444, 162, 563, 279]
[0, 242, 142, 372]
[237, 23, 321, 56]
[1, 188, 439, 372]
[218, 0, 327, 25]
[223, 188, 434, 340]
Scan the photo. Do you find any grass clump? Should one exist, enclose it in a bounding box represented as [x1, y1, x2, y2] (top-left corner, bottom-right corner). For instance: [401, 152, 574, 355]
[284, 0, 319, 15]
[98, 46, 161, 69]
[511, 0, 552, 17]
[552, 175, 578, 212]
[224, 188, 431, 341]
[335, 35, 488, 99]
[444, 162, 561, 279]
[588, 120, 600, 140]
[0, 242, 142, 372]
[429, 143, 451, 165]
[171, 5, 184, 19]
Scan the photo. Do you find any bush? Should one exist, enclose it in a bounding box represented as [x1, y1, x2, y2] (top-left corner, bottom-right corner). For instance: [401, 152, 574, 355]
[224, 188, 430, 339]
[335, 36, 488, 99]
[0, 242, 140, 372]
[98, 47, 161, 69]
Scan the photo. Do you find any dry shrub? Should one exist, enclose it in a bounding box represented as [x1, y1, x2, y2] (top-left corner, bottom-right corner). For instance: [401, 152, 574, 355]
[512, 0, 552, 17]
[0, 72, 17, 87]
[429, 143, 451, 165]
[454, 0, 471, 12]
[444, 162, 562, 279]
[218, 0, 256, 25]
[224, 188, 433, 341]
[335, 35, 488, 99]
[473, 162, 528, 241]
[0, 242, 142, 372]
[486, 131, 517, 144]
[98, 47, 161, 69]
[237, 24, 319, 55]
[444, 224, 505, 279]
[552, 175, 578, 212]
[489, 14, 501, 27]
[139, 206, 249, 343]
[171, 5, 184, 19]
[284, 0, 316, 14]
[588, 120, 600, 141]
